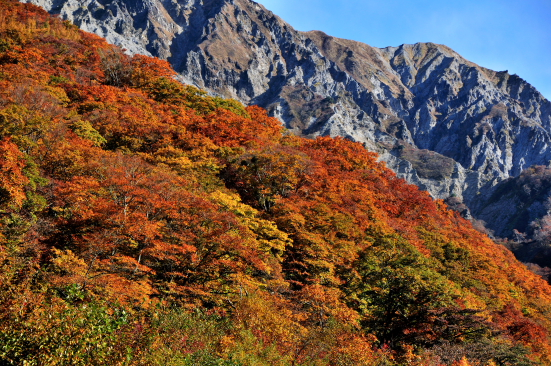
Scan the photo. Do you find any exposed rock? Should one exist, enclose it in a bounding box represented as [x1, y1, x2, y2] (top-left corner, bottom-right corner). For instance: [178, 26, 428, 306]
[475, 166, 551, 237]
[21, 0, 551, 238]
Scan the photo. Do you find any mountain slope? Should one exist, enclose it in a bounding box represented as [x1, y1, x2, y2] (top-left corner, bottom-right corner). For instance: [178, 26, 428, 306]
[4, 1, 551, 364]
[22, 0, 551, 241]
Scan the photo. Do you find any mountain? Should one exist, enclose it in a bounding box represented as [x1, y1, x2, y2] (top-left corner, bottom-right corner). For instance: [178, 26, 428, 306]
[22, 0, 551, 243]
[5, 1, 551, 364]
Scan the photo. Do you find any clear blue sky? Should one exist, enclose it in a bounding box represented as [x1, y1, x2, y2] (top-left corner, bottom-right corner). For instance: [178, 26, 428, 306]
[256, 0, 551, 101]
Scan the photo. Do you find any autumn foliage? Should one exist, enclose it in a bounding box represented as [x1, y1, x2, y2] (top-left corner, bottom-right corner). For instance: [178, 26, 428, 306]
[1, 1, 551, 365]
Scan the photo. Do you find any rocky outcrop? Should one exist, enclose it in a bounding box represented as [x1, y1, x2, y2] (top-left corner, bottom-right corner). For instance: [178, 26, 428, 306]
[474, 165, 551, 238]
[21, 0, 551, 238]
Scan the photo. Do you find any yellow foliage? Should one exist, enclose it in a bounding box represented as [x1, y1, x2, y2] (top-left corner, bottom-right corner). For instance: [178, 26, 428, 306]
[51, 248, 87, 276]
[229, 291, 307, 353]
[210, 190, 292, 255]
[451, 357, 474, 366]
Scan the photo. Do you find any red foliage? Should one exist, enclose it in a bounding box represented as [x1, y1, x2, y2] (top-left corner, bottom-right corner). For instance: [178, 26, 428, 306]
[495, 303, 548, 346]
[2, 1, 551, 363]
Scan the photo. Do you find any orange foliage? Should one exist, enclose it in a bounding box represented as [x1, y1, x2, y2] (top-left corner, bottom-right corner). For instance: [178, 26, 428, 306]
[2, 0, 551, 364]
[0, 137, 29, 208]
[494, 303, 548, 347]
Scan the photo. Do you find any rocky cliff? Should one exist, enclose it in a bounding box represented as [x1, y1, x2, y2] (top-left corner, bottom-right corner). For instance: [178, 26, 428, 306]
[21, 0, 551, 238]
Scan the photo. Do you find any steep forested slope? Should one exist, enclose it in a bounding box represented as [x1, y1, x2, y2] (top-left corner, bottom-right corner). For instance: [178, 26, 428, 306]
[2, 2, 551, 365]
[22, 0, 551, 226]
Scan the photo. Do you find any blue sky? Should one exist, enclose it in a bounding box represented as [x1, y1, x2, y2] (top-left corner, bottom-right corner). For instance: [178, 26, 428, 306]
[255, 0, 551, 101]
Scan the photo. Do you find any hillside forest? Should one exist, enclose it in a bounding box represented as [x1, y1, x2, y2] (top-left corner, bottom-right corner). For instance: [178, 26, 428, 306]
[2, 1, 551, 365]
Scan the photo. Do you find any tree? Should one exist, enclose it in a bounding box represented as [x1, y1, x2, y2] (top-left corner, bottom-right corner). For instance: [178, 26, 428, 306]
[345, 234, 493, 351]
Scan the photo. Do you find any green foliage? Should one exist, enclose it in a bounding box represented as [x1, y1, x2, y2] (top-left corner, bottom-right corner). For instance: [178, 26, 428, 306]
[0, 212, 31, 246]
[140, 308, 236, 365]
[135, 75, 250, 118]
[226, 329, 292, 366]
[0, 38, 11, 53]
[70, 118, 107, 146]
[180, 351, 243, 366]
[49, 75, 71, 85]
[179, 85, 250, 117]
[57, 283, 86, 303]
[346, 235, 457, 347]
[144, 76, 186, 104]
[211, 96, 250, 118]
[1, 2, 551, 365]
[0, 302, 129, 366]
[429, 339, 536, 366]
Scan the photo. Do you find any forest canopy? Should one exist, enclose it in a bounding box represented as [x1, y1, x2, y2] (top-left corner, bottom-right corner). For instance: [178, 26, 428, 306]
[1, 1, 551, 365]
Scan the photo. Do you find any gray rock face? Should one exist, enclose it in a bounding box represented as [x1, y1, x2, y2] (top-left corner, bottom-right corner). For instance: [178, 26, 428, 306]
[22, 0, 551, 237]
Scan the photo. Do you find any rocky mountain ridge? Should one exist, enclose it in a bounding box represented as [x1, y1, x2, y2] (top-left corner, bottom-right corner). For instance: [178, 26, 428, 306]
[22, 0, 551, 238]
